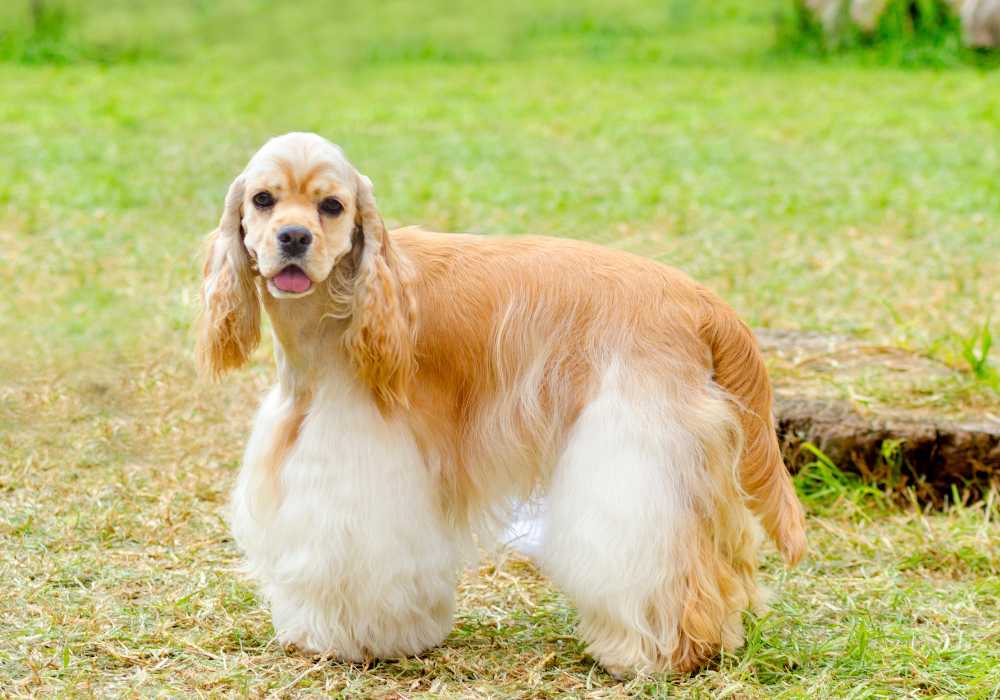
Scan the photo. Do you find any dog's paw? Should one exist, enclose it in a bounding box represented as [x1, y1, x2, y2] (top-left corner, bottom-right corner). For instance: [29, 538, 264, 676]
[601, 663, 636, 682]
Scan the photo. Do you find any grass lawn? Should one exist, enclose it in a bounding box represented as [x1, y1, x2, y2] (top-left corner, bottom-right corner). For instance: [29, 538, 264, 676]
[1, 1, 998, 696]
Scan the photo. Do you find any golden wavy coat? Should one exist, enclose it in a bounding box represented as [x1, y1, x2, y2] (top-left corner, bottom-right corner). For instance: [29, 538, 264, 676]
[197, 132, 806, 676]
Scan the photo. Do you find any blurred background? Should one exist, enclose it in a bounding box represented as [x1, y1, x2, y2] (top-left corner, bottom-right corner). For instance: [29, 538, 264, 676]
[1, 1, 998, 696]
[1, 1, 997, 392]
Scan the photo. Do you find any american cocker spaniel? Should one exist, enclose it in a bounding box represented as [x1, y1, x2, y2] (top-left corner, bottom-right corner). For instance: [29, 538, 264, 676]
[197, 132, 806, 677]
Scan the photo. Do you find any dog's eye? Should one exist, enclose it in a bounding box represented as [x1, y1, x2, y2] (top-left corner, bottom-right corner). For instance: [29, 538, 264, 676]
[253, 191, 275, 208]
[319, 197, 343, 216]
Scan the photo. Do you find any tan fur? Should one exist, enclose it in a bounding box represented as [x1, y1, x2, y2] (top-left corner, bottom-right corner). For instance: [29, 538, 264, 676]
[258, 393, 309, 505]
[200, 132, 808, 674]
[339, 177, 418, 410]
[698, 289, 807, 565]
[196, 175, 261, 376]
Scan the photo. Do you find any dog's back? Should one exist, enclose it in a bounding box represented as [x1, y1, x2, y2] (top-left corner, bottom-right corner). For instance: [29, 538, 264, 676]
[392, 227, 805, 566]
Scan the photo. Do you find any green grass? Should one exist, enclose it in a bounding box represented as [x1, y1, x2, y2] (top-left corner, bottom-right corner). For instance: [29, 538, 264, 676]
[1, 0, 999, 696]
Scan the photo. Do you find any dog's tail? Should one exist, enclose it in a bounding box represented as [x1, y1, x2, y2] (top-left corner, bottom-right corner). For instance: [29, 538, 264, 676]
[699, 290, 807, 566]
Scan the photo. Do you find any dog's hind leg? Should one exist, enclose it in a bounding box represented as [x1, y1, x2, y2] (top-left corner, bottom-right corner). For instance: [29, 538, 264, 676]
[540, 363, 761, 676]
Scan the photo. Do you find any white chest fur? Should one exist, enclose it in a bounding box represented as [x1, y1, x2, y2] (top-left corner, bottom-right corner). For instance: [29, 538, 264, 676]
[230, 363, 464, 660]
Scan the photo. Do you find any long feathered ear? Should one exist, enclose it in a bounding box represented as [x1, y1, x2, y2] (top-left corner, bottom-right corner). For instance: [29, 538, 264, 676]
[342, 172, 416, 408]
[195, 174, 261, 377]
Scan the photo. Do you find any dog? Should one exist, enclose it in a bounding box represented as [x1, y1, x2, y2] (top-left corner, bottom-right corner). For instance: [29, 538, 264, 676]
[197, 132, 806, 677]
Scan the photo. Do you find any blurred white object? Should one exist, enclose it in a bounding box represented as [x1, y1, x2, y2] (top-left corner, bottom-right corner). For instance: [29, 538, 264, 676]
[804, 0, 843, 33]
[962, 0, 1000, 47]
[851, 0, 889, 31]
[805, 0, 1000, 48]
[804, 0, 888, 33]
[503, 498, 547, 560]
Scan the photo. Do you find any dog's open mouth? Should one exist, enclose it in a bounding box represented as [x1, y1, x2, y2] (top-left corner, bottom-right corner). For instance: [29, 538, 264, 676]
[270, 265, 313, 295]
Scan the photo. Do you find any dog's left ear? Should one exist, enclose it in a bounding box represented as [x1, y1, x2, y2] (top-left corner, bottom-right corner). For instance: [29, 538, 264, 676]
[342, 171, 416, 408]
[195, 173, 261, 377]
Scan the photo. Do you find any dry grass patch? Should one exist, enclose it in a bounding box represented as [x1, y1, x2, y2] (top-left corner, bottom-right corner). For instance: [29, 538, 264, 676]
[2, 358, 998, 697]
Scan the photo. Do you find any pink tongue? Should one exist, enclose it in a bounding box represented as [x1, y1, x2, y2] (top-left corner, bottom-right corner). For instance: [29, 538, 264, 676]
[273, 266, 312, 293]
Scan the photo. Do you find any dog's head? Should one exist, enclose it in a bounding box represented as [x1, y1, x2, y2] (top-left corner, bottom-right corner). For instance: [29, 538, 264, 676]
[197, 133, 413, 403]
[237, 133, 369, 299]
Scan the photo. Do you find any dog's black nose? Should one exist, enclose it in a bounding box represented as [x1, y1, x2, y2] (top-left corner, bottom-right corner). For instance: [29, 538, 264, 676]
[277, 225, 313, 257]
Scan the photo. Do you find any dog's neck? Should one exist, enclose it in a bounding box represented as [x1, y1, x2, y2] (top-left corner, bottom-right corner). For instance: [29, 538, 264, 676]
[256, 240, 416, 413]
[259, 281, 347, 398]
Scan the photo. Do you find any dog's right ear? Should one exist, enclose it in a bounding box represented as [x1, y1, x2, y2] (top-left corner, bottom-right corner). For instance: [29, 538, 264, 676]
[195, 173, 261, 377]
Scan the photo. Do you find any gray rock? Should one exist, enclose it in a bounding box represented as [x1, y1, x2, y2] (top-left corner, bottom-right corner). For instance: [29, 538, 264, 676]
[962, 0, 1000, 47]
